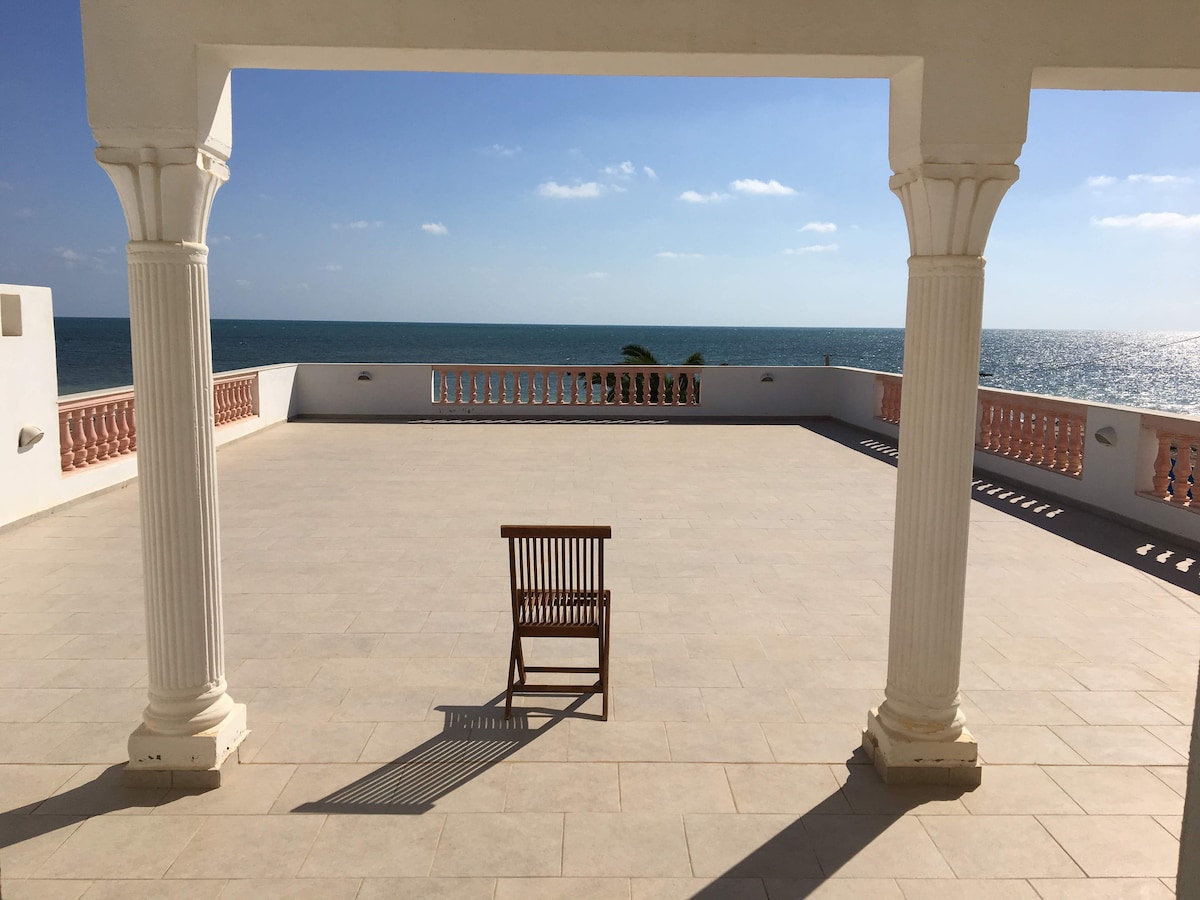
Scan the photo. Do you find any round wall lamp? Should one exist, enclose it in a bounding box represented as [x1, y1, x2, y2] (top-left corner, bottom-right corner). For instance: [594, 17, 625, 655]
[1093, 426, 1117, 447]
[760, 374, 775, 383]
[357, 371, 372, 382]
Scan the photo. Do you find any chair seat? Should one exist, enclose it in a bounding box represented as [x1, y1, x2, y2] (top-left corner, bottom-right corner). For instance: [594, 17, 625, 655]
[516, 589, 609, 628]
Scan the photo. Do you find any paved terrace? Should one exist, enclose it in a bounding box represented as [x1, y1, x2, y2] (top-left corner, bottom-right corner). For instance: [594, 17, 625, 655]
[0, 420, 1196, 899]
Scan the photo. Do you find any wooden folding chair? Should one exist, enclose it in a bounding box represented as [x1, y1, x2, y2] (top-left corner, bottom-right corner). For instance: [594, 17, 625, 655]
[501, 525, 612, 720]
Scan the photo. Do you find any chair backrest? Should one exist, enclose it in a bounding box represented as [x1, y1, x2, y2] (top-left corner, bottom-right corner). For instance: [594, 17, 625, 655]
[501, 525, 610, 608]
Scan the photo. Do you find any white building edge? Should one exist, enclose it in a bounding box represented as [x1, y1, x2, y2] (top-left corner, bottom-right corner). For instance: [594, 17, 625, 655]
[13, 0, 1196, 886]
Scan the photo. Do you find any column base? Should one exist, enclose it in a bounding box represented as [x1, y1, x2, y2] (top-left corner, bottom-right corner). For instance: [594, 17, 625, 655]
[862, 708, 981, 787]
[123, 703, 248, 789]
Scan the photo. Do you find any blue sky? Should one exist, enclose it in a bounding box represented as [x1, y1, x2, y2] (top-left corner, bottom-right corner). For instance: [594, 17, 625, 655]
[2, 7, 1200, 328]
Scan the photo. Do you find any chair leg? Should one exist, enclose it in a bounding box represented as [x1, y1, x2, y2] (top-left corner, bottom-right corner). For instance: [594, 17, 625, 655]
[514, 632, 527, 684]
[505, 632, 521, 719]
[600, 631, 610, 721]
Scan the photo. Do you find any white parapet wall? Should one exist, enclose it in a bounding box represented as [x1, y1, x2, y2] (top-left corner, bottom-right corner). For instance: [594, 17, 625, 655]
[0, 285, 65, 526]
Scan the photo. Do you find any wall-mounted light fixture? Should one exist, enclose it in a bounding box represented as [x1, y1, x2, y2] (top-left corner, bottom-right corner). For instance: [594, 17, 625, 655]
[760, 374, 774, 383]
[1094, 426, 1117, 447]
[17, 425, 44, 449]
[357, 371, 372, 382]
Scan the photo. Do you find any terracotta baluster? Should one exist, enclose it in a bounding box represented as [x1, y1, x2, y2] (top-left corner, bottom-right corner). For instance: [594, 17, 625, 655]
[996, 404, 1011, 456]
[1174, 435, 1194, 503]
[93, 402, 112, 460]
[113, 400, 130, 454]
[1018, 406, 1033, 461]
[80, 405, 100, 466]
[127, 401, 137, 452]
[1067, 413, 1084, 475]
[1152, 430, 1173, 499]
[978, 396, 992, 448]
[59, 409, 76, 471]
[106, 402, 123, 456]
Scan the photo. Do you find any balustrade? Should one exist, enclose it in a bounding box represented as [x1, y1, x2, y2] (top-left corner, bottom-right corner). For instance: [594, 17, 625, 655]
[875, 374, 902, 425]
[1144, 422, 1199, 511]
[58, 373, 258, 473]
[430, 365, 702, 408]
[976, 390, 1085, 477]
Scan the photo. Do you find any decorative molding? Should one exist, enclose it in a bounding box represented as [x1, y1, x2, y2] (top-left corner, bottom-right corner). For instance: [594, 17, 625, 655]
[95, 147, 229, 244]
[891, 163, 1019, 257]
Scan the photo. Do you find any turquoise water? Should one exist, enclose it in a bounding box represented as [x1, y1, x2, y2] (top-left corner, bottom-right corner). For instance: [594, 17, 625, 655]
[53, 318, 1200, 415]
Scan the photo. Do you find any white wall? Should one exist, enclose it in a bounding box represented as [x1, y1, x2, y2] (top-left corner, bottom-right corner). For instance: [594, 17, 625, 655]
[0, 285, 65, 526]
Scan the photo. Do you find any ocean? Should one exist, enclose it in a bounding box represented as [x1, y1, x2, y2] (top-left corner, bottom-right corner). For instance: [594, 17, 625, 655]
[52, 318, 1200, 415]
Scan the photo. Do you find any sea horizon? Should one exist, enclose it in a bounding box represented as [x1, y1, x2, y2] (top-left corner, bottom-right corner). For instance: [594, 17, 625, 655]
[52, 317, 1200, 415]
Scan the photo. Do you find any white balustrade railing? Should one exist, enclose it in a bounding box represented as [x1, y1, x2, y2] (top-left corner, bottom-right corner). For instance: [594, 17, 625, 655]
[430, 366, 702, 407]
[59, 372, 258, 473]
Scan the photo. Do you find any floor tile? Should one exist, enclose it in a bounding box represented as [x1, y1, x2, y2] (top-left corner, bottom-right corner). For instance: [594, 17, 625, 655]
[562, 813, 690, 877]
[432, 813, 564, 877]
[685, 813, 821, 878]
[505, 761, 620, 812]
[619, 762, 735, 812]
[1037, 816, 1181, 878]
[165, 815, 325, 879]
[802, 815, 953, 878]
[38, 816, 202, 879]
[299, 814, 445, 876]
[919, 815, 1082, 878]
[1044, 766, 1185, 815]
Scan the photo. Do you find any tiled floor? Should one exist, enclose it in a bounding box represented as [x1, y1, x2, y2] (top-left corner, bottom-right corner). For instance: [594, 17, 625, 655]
[0, 421, 1196, 898]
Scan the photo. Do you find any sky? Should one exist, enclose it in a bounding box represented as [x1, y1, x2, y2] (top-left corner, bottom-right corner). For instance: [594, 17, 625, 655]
[2, 7, 1200, 328]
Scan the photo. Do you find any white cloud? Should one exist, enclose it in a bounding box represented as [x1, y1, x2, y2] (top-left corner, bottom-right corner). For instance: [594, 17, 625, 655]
[209, 234, 231, 244]
[603, 161, 636, 179]
[643, 166, 658, 180]
[332, 220, 383, 230]
[1127, 173, 1192, 185]
[235, 279, 251, 287]
[656, 251, 705, 259]
[679, 190, 730, 204]
[1086, 175, 1116, 188]
[1092, 212, 1200, 230]
[421, 222, 449, 236]
[800, 221, 837, 233]
[731, 178, 796, 196]
[784, 244, 839, 254]
[538, 181, 603, 199]
[322, 263, 343, 271]
[54, 247, 112, 273]
[584, 271, 610, 279]
[487, 144, 521, 157]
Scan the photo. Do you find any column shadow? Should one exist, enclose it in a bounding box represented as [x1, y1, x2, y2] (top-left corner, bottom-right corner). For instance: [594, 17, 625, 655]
[691, 760, 970, 898]
[294, 694, 590, 814]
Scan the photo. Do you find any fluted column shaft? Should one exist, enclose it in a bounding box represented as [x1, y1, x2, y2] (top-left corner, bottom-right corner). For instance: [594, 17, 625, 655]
[881, 256, 983, 739]
[97, 147, 246, 784]
[127, 242, 232, 735]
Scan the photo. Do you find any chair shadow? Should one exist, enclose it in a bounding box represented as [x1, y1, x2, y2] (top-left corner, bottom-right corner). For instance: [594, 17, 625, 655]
[692, 759, 970, 898]
[295, 693, 591, 814]
[805, 419, 1200, 598]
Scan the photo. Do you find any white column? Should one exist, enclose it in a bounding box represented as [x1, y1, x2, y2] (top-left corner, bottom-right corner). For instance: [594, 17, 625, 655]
[97, 147, 246, 787]
[862, 163, 1017, 785]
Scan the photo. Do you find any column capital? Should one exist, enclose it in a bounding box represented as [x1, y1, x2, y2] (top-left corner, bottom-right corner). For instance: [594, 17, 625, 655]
[95, 146, 229, 244]
[891, 162, 1019, 258]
